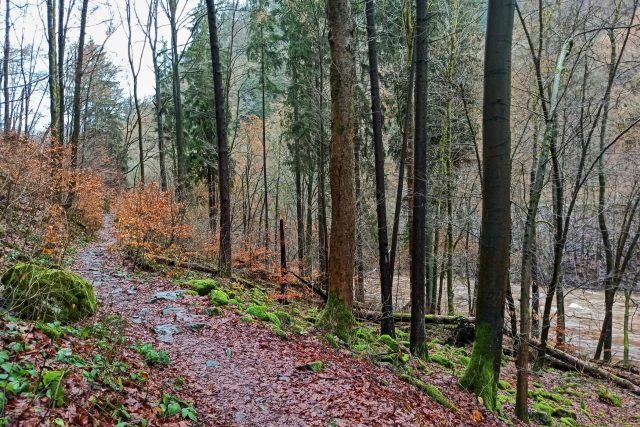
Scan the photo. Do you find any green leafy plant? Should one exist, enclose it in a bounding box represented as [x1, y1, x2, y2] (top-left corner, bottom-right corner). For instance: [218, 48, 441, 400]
[133, 343, 170, 366]
[41, 370, 65, 407]
[158, 393, 197, 421]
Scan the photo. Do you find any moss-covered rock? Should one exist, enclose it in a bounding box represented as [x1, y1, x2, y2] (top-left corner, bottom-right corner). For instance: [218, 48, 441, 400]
[533, 401, 555, 419]
[187, 279, 219, 296]
[209, 289, 230, 305]
[1, 262, 96, 322]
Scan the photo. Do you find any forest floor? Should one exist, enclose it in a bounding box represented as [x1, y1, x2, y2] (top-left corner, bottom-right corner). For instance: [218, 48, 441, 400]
[1, 217, 639, 426]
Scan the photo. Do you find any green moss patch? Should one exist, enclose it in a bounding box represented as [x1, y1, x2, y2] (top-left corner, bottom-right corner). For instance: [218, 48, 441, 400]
[378, 334, 400, 352]
[246, 304, 280, 327]
[428, 351, 455, 370]
[497, 380, 512, 391]
[560, 417, 577, 427]
[1, 262, 96, 322]
[529, 388, 573, 406]
[400, 374, 458, 412]
[209, 289, 230, 305]
[597, 385, 622, 407]
[186, 279, 219, 296]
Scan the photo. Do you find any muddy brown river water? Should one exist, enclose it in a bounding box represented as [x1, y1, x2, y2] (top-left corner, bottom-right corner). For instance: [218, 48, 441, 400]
[362, 272, 640, 366]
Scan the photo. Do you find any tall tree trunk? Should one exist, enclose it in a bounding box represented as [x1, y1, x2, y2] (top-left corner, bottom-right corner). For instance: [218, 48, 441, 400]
[305, 170, 313, 277]
[46, 0, 59, 144]
[623, 287, 632, 367]
[69, 0, 89, 171]
[594, 29, 617, 363]
[57, 0, 65, 145]
[126, 0, 144, 183]
[169, 0, 186, 199]
[317, 35, 328, 280]
[389, 46, 414, 280]
[261, 38, 269, 252]
[321, 0, 356, 341]
[354, 118, 365, 302]
[292, 67, 305, 275]
[150, 0, 167, 191]
[430, 203, 440, 314]
[409, 0, 428, 358]
[208, 162, 218, 233]
[365, 0, 394, 337]
[3, 0, 9, 131]
[205, 0, 232, 276]
[460, 0, 514, 410]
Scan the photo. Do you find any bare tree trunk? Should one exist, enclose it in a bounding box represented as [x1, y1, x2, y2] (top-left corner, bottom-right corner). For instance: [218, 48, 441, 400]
[409, 0, 428, 358]
[169, 0, 186, 199]
[261, 38, 269, 252]
[208, 165, 217, 232]
[354, 118, 364, 303]
[125, 0, 144, 183]
[461, 0, 514, 410]
[305, 170, 313, 277]
[317, 33, 328, 280]
[3, 0, 9, 131]
[46, 0, 60, 143]
[365, 0, 394, 337]
[322, 0, 356, 340]
[148, 0, 167, 191]
[57, 0, 65, 145]
[390, 46, 414, 280]
[70, 0, 89, 171]
[205, 0, 232, 276]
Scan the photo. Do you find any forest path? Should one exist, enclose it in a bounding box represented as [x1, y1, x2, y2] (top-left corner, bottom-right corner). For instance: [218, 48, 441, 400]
[68, 216, 470, 427]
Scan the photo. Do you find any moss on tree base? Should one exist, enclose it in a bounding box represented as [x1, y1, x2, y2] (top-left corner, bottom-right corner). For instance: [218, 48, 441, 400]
[318, 291, 354, 342]
[460, 322, 500, 409]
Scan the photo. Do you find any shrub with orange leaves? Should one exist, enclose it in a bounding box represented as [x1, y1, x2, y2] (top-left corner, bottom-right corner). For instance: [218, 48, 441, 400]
[0, 133, 105, 265]
[112, 183, 191, 264]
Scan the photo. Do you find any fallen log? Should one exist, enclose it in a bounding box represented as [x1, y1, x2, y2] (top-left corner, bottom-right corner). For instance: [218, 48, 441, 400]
[529, 340, 640, 396]
[150, 256, 219, 275]
[354, 309, 474, 325]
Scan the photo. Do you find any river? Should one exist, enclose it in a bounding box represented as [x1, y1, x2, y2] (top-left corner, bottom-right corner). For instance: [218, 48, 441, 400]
[362, 272, 640, 366]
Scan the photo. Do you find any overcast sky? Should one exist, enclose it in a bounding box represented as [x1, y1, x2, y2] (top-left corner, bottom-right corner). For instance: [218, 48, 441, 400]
[11, 0, 198, 128]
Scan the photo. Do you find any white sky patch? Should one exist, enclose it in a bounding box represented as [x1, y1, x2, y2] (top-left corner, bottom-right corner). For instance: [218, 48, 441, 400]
[8, 0, 198, 129]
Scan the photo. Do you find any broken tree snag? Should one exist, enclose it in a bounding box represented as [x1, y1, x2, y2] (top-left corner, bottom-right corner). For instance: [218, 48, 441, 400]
[354, 309, 474, 325]
[279, 212, 288, 304]
[290, 271, 328, 302]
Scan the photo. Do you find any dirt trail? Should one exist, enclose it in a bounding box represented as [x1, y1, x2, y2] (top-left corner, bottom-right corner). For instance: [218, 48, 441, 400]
[69, 217, 491, 427]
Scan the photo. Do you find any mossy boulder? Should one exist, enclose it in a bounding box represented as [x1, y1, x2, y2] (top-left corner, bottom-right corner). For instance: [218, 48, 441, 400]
[210, 289, 230, 305]
[1, 262, 96, 322]
[187, 279, 219, 296]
